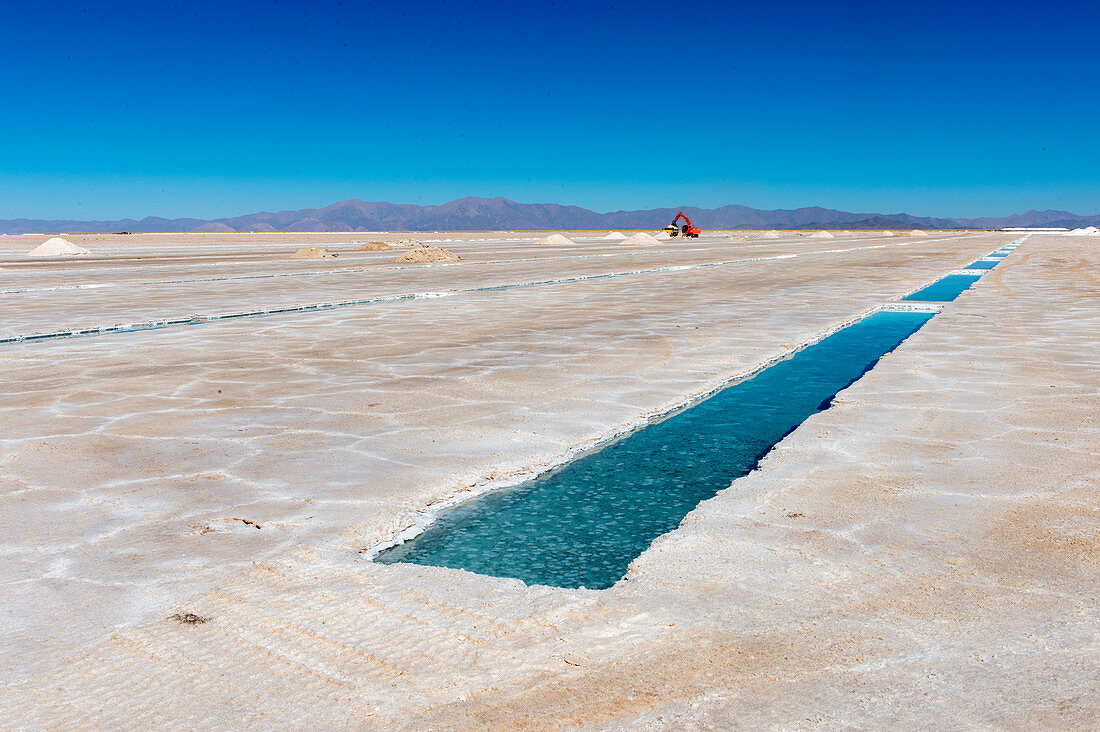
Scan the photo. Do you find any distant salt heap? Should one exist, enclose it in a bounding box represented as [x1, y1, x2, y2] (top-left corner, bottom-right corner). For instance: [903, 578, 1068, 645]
[757, 230, 781, 239]
[909, 229, 926, 236]
[396, 238, 421, 246]
[654, 231, 673, 240]
[837, 230, 854, 236]
[537, 233, 575, 246]
[291, 247, 338, 259]
[1066, 226, 1100, 237]
[808, 231, 834, 239]
[28, 237, 90, 256]
[602, 231, 628, 240]
[879, 230, 895, 237]
[618, 232, 662, 246]
[356, 241, 393, 251]
[393, 244, 462, 263]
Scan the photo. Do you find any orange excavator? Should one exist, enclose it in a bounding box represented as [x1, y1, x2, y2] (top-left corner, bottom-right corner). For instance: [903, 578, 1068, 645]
[663, 211, 701, 238]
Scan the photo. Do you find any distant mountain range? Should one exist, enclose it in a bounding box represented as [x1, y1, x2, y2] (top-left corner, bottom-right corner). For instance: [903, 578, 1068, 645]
[2, 197, 1098, 233]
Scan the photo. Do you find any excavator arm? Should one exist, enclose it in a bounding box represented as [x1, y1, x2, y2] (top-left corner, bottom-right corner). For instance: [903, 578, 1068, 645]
[672, 211, 693, 228]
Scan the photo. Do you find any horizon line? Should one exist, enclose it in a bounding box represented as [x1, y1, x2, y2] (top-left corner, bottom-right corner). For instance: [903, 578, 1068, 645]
[0, 195, 1096, 224]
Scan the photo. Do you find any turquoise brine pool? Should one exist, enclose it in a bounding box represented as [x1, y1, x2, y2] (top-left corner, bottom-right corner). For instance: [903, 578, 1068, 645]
[377, 311, 934, 589]
[903, 274, 982, 302]
[967, 260, 999, 269]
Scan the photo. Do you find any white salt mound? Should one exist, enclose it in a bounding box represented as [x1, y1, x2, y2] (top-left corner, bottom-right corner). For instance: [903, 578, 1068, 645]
[757, 230, 781, 239]
[618, 232, 662, 246]
[537, 233, 575, 246]
[808, 231, 834, 239]
[28, 237, 90, 256]
[654, 231, 673, 240]
[909, 229, 926, 236]
[602, 231, 628, 240]
[1065, 226, 1100, 237]
[837, 230, 854, 236]
[879, 230, 895, 237]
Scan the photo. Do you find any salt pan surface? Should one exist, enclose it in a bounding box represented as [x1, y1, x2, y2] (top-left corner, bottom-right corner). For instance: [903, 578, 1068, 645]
[5, 229, 1079, 729]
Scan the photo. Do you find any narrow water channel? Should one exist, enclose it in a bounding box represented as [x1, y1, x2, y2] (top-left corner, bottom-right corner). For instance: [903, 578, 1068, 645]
[903, 274, 981, 302]
[377, 310, 934, 589]
[966, 260, 1000, 269]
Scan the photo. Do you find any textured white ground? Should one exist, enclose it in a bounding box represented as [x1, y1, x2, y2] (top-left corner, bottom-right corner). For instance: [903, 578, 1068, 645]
[1, 230, 1096, 728]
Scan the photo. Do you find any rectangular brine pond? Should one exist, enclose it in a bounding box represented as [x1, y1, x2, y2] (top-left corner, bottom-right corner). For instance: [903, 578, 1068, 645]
[967, 260, 1000, 269]
[377, 311, 934, 589]
[903, 274, 981, 302]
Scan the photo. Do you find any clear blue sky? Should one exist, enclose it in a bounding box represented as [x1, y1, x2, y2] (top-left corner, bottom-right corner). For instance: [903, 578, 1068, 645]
[1, 0, 1097, 219]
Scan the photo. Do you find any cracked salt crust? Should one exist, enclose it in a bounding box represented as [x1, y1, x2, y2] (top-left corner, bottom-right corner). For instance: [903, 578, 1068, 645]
[4, 231, 1095, 727]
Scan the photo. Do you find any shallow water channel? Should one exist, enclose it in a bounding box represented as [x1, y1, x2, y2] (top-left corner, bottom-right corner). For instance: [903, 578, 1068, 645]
[378, 310, 934, 589]
[967, 260, 1000, 270]
[903, 274, 982, 302]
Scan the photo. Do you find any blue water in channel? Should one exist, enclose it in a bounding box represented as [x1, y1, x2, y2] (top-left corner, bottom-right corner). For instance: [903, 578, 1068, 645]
[903, 274, 981, 302]
[377, 311, 934, 589]
[967, 260, 999, 270]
